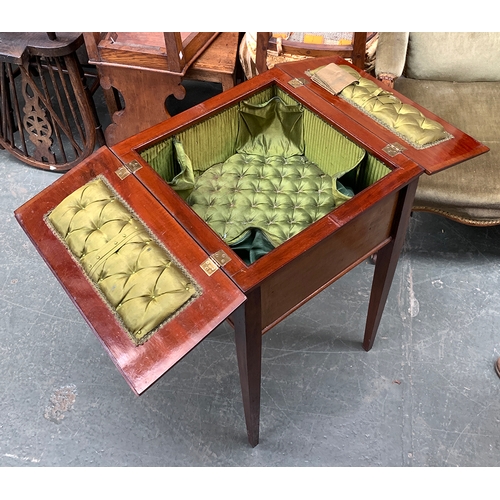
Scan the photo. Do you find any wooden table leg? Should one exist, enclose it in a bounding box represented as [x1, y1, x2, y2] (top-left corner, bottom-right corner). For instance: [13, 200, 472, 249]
[363, 179, 419, 351]
[232, 287, 262, 447]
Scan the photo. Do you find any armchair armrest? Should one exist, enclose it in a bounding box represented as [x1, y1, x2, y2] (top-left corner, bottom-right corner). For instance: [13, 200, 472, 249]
[375, 32, 409, 85]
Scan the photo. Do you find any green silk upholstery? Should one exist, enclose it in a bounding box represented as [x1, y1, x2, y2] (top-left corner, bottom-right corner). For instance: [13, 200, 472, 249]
[47, 178, 198, 345]
[187, 153, 342, 252]
[236, 97, 304, 157]
[337, 66, 451, 148]
[186, 96, 358, 263]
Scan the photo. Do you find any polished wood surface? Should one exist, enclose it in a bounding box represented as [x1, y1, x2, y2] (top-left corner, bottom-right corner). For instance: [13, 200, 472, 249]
[278, 56, 490, 174]
[14, 146, 246, 395]
[15, 56, 488, 446]
[232, 287, 262, 447]
[110, 58, 488, 444]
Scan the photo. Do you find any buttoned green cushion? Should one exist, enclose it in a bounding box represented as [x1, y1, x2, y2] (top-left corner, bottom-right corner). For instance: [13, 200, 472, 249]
[338, 65, 452, 148]
[47, 178, 198, 345]
[187, 153, 350, 260]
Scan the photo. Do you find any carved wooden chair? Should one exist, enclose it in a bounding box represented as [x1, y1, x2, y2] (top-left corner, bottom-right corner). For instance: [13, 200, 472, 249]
[0, 32, 104, 171]
[375, 32, 500, 226]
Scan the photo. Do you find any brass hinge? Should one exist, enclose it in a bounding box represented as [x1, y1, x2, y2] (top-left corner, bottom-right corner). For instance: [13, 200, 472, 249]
[200, 250, 231, 276]
[115, 159, 142, 179]
[383, 142, 406, 157]
[288, 77, 307, 88]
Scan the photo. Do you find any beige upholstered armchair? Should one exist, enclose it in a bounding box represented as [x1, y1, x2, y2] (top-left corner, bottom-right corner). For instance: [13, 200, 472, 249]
[375, 32, 500, 225]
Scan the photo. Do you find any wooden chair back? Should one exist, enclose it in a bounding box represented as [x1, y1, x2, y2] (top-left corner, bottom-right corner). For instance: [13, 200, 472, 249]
[254, 32, 368, 74]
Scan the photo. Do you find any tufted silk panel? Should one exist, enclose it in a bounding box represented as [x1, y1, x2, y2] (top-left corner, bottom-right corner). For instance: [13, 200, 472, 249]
[187, 153, 344, 254]
[310, 64, 451, 149]
[47, 178, 198, 345]
[139, 91, 383, 263]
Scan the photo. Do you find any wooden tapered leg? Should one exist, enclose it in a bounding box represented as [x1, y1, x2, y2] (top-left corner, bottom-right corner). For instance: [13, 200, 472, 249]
[363, 179, 419, 351]
[232, 287, 262, 447]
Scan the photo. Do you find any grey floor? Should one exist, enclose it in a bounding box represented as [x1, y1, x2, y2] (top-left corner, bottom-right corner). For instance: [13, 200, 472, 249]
[2, 82, 500, 468]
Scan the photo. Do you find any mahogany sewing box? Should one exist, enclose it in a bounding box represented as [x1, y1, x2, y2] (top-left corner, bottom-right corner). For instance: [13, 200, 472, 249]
[14, 56, 488, 446]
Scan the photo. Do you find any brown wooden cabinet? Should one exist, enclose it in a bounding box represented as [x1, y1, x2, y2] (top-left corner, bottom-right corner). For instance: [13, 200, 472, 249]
[15, 56, 487, 446]
[83, 32, 240, 146]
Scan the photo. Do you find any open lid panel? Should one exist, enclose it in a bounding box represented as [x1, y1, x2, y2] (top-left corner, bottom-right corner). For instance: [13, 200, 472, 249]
[276, 56, 489, 175]
[14, 146, 245, 395]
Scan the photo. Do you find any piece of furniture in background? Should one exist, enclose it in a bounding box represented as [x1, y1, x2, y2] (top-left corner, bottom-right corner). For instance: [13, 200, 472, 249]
[84, 32, 240, 146]
[375, 32, 500, 226]
[0, 32, 104, 171]
[239, 32, 378, 79]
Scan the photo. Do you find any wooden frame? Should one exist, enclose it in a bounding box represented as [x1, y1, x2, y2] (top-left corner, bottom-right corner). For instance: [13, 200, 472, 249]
[84, 32, 219, 75]
[0, 32, 103, 171]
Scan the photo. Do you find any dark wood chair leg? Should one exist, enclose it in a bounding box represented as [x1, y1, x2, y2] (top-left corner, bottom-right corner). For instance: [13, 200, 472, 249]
[232, 287, 262, 447]
[363, 179, 419, 351]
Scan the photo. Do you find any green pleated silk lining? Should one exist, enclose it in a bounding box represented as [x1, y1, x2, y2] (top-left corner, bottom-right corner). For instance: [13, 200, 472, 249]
[46, 177, 199, 346]
[140, 85, 392, 264]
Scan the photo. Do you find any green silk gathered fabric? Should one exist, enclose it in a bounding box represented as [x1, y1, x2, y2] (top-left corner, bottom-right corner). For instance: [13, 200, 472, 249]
[236, 96, 305, 157]
[47, 178, 198, 345]
[310, 64, 451, 148]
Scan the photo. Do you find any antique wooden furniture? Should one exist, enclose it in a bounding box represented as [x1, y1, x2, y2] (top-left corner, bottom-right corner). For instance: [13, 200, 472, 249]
[239, 32, 371, 79]
[15, 56, 487, 446]
[375, 32, 500, 225]
[0, 32, 103, 171]
[83, 32, 240, 146]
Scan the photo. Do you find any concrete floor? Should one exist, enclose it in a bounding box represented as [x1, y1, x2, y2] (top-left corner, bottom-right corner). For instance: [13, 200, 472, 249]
[2, 81, 500, 468]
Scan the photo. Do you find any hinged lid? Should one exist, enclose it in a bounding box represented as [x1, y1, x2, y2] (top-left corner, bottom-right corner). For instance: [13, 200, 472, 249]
[277, 56, 489, 175]
[14, 147, 246, 395]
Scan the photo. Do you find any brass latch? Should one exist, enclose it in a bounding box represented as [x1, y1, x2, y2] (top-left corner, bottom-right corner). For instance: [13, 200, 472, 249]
[115, 160, 143, 179]
[200, 250, 231, 276]
[383, 142, 406, 157]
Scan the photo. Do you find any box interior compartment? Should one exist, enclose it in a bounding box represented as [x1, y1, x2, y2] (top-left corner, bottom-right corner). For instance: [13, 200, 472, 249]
[140, 85, 392, 264]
